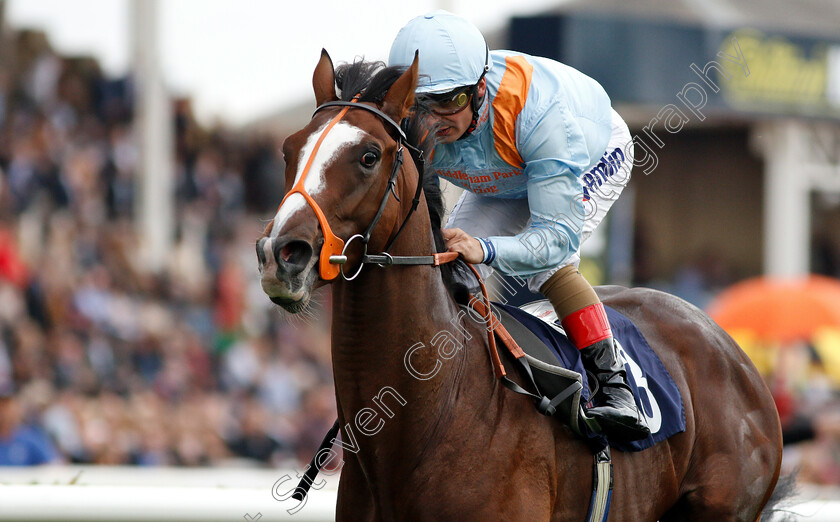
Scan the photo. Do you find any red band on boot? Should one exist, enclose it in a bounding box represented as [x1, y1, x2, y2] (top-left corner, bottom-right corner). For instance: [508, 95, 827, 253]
[561, 303, 612, 349]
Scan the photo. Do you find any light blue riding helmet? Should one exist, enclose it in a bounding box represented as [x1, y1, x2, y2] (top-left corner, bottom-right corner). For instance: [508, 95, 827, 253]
[389, 10, 491, 94]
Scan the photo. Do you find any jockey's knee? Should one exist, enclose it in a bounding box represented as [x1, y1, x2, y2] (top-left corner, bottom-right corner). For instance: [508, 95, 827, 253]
[540, 265, 600, 320]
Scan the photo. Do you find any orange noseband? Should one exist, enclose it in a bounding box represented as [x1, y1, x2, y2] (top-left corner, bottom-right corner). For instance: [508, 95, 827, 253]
[277, 104, 354, 280]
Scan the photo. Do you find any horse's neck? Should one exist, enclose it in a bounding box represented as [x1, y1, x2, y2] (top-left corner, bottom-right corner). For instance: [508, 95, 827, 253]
[329, 228, 482, 467]
[330, 234, 465, 406]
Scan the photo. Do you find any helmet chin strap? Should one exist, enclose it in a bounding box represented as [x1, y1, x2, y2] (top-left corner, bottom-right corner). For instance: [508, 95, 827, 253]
[458, 46, 490, 140]
[459, 89, 485, 139]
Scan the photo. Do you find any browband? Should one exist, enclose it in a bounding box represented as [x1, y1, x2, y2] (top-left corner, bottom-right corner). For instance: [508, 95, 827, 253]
[314, 101, 407, 142]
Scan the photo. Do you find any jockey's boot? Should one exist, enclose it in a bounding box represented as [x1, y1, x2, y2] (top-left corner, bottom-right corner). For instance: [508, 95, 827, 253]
[576, 334, 650, 441]
[540, 266, 649, 441]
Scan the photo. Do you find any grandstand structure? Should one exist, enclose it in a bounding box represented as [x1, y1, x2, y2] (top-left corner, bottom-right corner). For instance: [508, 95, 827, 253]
[513, 0, 840, 287]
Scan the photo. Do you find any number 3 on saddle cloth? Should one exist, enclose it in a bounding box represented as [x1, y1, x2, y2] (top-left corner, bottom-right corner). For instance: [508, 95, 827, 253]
[490, 301, 686, 453]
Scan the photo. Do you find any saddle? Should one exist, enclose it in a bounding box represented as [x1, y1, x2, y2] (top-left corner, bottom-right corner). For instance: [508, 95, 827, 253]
[477, 298, 686, 454]
[463, 300, 598, 438]
[465, 299, 617, 522]
[293, 297, 684, 520]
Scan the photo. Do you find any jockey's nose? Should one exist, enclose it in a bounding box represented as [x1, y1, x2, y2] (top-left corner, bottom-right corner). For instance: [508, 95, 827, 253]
[271, 238, 313, 277]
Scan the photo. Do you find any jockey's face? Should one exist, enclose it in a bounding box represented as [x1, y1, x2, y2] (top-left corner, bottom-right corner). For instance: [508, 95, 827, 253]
[430, 79, 486, 144]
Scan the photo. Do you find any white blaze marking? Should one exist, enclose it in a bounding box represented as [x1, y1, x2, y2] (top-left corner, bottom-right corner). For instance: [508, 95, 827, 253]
[271, 121, 365, 238]
[270, 195, 305, 239]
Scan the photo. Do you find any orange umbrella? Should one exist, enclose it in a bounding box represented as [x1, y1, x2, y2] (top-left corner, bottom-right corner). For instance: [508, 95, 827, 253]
[706, 275, 840, 343]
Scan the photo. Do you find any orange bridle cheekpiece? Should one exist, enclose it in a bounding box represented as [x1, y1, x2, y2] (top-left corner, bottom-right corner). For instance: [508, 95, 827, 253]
[279, 97, 417, 281]
[277, 104, 354, 280]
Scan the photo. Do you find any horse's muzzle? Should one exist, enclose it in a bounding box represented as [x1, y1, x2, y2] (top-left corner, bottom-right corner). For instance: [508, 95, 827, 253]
[258, 237, 313, 277]
[257, 236, 317, 308]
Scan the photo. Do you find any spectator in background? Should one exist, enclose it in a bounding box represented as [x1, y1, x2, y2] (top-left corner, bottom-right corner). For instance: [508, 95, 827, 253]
[0, 27, 338, 468]
[0, 379, 60, 465]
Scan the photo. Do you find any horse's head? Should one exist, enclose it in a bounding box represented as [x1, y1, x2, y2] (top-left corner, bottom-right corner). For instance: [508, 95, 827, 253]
[257, 50, 421, 312]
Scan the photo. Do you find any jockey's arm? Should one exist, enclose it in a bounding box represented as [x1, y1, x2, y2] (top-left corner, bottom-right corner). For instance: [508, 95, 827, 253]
[482, 99, 605, 277]
[441, 169, 582, 270]
[482, 168, 583, 276]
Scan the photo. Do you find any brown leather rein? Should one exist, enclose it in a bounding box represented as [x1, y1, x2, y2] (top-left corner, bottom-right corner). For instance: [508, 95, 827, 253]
[301, 100, 514, 379]
[287, 98, 569, 505]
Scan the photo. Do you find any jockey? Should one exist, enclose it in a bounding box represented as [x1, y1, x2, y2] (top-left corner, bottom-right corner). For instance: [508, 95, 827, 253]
[389, 11, 649, 441]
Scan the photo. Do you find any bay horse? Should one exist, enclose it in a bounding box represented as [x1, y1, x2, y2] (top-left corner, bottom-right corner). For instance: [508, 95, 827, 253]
[257, 50, 783, 521]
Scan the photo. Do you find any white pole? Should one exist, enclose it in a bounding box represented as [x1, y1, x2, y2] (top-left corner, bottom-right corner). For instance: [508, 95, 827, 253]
[760, 120, 810, 278]
[132, 0, 173, 273]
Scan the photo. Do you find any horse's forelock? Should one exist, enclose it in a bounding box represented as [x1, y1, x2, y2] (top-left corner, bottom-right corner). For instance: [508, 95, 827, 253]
[333, 59, 467, 302]
[334, 60, 442, 227]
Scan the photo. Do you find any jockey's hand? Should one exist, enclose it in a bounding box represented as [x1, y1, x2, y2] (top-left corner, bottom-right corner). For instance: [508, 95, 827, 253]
[442, 228, 484, 264]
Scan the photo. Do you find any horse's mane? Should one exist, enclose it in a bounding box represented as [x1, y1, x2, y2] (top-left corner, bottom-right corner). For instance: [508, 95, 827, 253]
[335, 60, 472, 303]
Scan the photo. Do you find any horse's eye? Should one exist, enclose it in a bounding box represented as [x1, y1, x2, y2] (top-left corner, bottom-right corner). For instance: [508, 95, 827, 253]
[360, 151, 379, 168]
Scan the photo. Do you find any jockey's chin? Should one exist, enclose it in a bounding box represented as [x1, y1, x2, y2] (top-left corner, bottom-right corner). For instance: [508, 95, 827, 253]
[434, 124, 462, 143]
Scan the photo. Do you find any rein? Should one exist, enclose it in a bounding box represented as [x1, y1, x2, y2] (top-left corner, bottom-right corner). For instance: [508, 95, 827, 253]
[285, 97, 553, 501]
[300, 100, 513, 378]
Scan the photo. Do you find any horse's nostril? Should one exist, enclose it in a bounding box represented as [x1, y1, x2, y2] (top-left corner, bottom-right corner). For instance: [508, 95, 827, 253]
[256, 238, 268, 266]
[280, 244, 295, 262]
[273, 239, 313, 275]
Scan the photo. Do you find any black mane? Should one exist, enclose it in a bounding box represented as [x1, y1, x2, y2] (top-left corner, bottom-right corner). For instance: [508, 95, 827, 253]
[334, 59, 471, 302]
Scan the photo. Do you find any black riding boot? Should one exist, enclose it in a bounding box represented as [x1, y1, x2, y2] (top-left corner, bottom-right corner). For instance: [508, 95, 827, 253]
[580, 337, 650, 441]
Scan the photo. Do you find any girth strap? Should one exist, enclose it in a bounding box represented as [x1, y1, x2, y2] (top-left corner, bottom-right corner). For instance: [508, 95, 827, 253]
[586, 447, 614, 522]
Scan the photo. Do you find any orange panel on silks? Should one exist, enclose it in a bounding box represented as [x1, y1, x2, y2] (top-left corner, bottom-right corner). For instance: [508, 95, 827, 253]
[492, 55, 534, 169]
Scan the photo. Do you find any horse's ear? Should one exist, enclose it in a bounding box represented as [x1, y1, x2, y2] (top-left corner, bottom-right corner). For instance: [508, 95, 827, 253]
[313, 49, 338, 106]
[382, 51, 418, 123]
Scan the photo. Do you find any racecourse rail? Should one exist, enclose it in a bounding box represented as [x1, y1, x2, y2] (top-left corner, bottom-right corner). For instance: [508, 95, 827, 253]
[0, 466, 835, 521]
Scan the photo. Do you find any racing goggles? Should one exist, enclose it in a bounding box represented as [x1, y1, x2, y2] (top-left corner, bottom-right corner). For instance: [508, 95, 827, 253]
[422, 86, 473, 116]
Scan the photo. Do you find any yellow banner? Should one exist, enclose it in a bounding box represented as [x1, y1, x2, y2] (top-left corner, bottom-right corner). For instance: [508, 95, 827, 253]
[721, 29, 836, 114]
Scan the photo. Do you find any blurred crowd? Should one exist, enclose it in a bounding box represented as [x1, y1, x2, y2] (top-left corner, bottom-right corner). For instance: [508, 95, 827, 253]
[760, 333, 840, 485]
[4, 25, 840, 495]
[0, 29, 336, 467]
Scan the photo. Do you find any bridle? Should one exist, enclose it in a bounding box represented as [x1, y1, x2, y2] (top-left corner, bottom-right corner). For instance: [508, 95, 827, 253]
[280, 95, 515, 386]
[285, 97, 526, 402]
[278, 97, 457, 281]
[283, 94, 560, 506]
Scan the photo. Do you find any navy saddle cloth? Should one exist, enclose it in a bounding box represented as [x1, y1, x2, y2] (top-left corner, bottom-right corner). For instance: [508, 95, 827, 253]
[495, 301, 686, 452]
